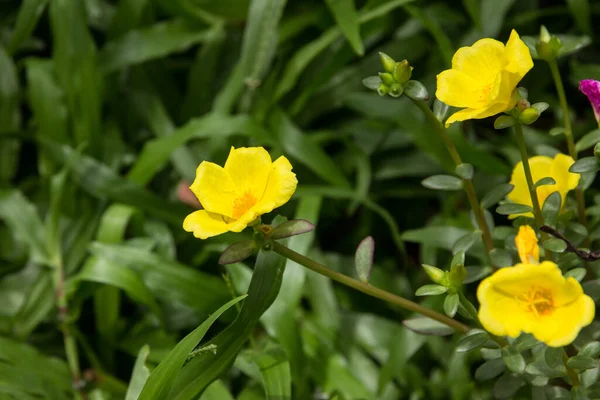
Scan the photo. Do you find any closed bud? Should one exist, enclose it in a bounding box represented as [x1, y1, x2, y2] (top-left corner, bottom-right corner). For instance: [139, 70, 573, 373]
[536, 34, 561, 61]
[377, 84, 389, 96]
[539, 25, 551, 43]
[449, 263, 466, 288]
[378, 72, 395, 86]
[389, 83, 404, 98]
[422, 264, 445, 284]
[517, 99, 530, 111]
[518, 107, 541, 125]
[393, 60, 413, 84]
[379, 52, 396, 74]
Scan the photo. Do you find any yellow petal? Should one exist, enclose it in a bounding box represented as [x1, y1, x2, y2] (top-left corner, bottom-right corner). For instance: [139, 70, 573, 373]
[551, 153, 579, 194]
[183, 210, 229, 239]
[451, 38, 505, 84]
[189, 162, 238, 217]
[444, 101, 510, 127]
[507, 156, 553, 218]
[503, 30, 534, 84]
[436, 70, 482, 108]
[254, 156, 298, 215]
[224, 147, 272, 202]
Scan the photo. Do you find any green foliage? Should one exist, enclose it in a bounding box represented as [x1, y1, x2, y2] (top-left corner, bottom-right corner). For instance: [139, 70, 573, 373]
[2, 0, 600, 399]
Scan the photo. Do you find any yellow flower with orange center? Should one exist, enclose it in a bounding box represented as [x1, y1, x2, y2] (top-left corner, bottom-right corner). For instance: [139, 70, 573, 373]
[183, 147, 298, 239]
[477, 261, 594, 347]
[507, 154, 579, 219]
[515, 225, 539, 264]
[436, 30, 533, 127]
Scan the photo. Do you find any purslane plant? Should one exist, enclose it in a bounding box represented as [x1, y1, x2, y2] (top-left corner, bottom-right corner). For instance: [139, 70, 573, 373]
[182, 28, 598, 396]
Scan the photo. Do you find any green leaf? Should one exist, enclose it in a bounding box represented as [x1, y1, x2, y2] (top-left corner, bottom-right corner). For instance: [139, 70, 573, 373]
[422, 175, 463, 191]
[492, 373, 525, 399]
[0, 45, 21, 181]
[138, 295, 247, 400]
[502, 346, 526, 374]
[199, 381, 234, 400]
[362, 76, 382, 90]
[443, 293, 459, 317]
[452, 231, 482, 255]
[542, 191, 561, 226]
[542, 238, 567, 253]
[494, 115, 515, 129]
[325, 0, 363, 55]
[402, 317, 455, 336]
[496, 203, 533, 215]
[567, 355, 597, 371]
[489, 248, 512, 268]
[251, 344, 291, 400]
[218, 241, 257, 265]
[535, 177, 556, 188]
[569, 157, 600, 173]
[169, 223, 290, 398]
[7, 0, 48, 54]
[403, 80, 429, 101]
[456, 329, 489, 353]
[564, 267, 586, 281]
[99, 20, 209, 73]
[481, 183, 514, 209]
[545, 346, 563, 368]
[455, 163, 474, 180]
[526, 359, 567, 378]
[89, 243, 230, 315]
[583, 280, 600, 301]
[433, 99, 449, 122]
[475, 358, 505, 381]
[579, 341, 600, 358]
[0, 190, 50, 265]
[354, 236, 374, 283]
[75, 257, 162, 318]
[575, 129, 600, 152]
[125, 345, 151, 400]
[415, 284, 447, 296]
[270, 219, 315, 240]
[480, 0, 517, 36]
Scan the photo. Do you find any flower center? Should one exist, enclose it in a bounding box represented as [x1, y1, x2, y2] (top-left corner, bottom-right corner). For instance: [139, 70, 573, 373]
[477, 83, 494, 104]
[517, 286, 554, 317]
[232, 192, 257, 219]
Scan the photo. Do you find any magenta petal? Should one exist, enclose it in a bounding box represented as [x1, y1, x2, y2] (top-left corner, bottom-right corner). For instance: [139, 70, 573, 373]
[580, 79, 600, 123]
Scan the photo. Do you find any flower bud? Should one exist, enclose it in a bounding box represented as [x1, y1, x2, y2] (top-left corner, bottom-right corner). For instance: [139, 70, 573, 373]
[539, 25, 551, 43]
[449, 263, 466, 288]
[379, 52, 396, 74]
[517, 99, 530, 111]
[393, 60, 413, 84]
[518, 107, 541, 125]
[388, 83, 403, 98]
[422, 264, 445, 284]
[536, 26, 561, 61]
[377, 84, 389, 96]
[378, 72, 395, 86]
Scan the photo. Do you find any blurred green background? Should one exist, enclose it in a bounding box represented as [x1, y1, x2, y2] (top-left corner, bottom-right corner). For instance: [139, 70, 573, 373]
[1, 0, 600, 399]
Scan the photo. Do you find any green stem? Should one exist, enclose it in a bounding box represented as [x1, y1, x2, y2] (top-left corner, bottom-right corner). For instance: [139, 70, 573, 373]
[512, 123, 554, 261]
[272, 241, 470, 334]
[548, 60, 590, 246]
[410, 98, 495, 266]
[562, 348, 580, 386]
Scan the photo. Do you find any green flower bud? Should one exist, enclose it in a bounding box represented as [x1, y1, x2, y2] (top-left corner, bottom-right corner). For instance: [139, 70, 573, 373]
[535, 26, 561, 61]
[517, 99, 531, 111]
[377, 84, 389, 96]
[379, 52, 396, 74]
[422, 264, 445, 284]
[393, 60, 413, 84]
[594, 143, 600, 160]
[388, 82, 403, 98]
[448, 263, 466, 288]
[518, 107, 541, 125]
[378, 72, 395, 86]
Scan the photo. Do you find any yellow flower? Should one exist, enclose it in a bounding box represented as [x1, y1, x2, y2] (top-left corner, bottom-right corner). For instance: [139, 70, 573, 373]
[515, 225, 539, 264]
[436, 30, 533, 127]
[183, 147, 298, 239]
[507, 154, 579, 219]
[477, 261, 594, 347]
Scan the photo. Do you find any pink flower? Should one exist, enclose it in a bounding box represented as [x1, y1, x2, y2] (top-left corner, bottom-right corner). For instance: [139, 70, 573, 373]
[579, 79, 600, 124]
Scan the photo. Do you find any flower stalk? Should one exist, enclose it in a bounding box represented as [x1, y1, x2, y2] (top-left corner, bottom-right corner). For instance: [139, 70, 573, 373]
[411, 98, 495, 266]
[512, 122, 553, 260]
[271, 241, 470, 334]
[563, 349, 580, 386]
[548, 60, 589, 243]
